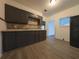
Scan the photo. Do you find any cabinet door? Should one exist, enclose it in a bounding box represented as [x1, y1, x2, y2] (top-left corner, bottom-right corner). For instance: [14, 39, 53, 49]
[34, 30, 46, 42]
[39, 30, 46, 41]
[29, 31, 35, 44]
[16, 31, 34, 48]
[2, 32, 16, 52]
[34, 31, 39, 42]
[16, 31, 28, 47]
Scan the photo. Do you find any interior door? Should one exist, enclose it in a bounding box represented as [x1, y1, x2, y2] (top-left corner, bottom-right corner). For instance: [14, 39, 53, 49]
[70, 15, 79, 48]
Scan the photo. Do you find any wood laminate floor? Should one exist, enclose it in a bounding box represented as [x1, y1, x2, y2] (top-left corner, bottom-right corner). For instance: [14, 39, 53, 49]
[1, 38, 79, 59]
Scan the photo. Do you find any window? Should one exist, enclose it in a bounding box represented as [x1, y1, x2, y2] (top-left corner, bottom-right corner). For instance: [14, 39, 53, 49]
[59, 17, 70, 26]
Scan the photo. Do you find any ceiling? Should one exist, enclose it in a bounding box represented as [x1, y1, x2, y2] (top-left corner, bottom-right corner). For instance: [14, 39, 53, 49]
[14, 0, 79, 16]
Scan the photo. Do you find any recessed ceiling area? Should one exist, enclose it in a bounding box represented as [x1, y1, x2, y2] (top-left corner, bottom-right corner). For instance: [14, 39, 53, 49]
[14, 0, 79, 16]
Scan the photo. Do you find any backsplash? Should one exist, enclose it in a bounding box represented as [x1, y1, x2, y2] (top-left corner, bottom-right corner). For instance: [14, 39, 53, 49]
[7, 23, 40, 29]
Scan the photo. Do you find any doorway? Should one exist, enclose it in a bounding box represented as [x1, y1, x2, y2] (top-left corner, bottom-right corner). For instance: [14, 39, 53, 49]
[47, 19, 55, 38]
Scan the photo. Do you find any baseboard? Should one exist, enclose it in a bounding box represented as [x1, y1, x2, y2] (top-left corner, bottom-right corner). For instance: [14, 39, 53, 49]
[56, 38, 70, 42]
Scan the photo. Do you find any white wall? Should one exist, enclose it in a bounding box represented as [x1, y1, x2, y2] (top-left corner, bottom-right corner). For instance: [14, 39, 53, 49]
[0, 0, 6, 57]
[0, 0, 6, 31]
[53, 4, 79, 42]
[0, 0, 5, 19]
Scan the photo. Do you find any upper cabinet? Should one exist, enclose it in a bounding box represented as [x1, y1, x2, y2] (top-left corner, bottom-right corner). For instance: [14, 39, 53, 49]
[5, 4, 28, 24]
[5, 4, 43, 25]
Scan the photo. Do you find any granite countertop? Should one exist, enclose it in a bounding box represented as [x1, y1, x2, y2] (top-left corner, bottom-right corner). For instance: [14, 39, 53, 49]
[1, 29, 46, 32]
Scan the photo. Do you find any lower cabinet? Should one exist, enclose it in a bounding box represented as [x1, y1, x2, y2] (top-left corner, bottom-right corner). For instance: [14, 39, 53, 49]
[2, 30, 46, 52]
[35, 31, 39, 42]
[16, 31, 35, 47]
[2, 32, 16, 52]
[39, 31, 46, 41]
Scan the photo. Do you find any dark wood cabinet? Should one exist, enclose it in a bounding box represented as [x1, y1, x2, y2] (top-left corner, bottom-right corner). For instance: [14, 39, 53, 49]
[5, 4, 43, 25]
[2, 32, 16, 52]
[16, 31, 28, 47]
[2, 30, 46, 52]
[34, 31, 46, 43]
[34, 31, 39, 42]
[5, 4, 29, 24]
[39, 31, 46, 41]
[16, 31, 35, 47]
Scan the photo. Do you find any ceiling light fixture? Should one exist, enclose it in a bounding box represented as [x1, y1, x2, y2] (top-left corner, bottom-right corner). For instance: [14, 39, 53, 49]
[49, 0, 56, 6]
